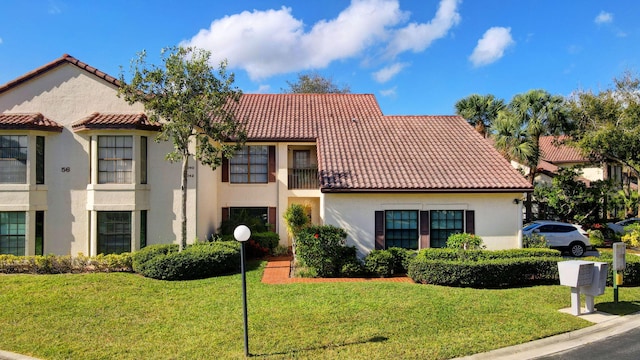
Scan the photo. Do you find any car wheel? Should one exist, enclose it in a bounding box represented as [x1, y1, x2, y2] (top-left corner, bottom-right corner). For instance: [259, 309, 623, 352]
[569, 242, 586, 257]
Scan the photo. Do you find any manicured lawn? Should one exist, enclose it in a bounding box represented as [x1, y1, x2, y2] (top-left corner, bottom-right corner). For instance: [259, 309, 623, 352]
[1, 262, 639, 360]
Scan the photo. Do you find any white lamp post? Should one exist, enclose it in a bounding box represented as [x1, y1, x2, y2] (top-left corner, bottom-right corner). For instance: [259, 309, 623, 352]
[234, 225, 251, 357]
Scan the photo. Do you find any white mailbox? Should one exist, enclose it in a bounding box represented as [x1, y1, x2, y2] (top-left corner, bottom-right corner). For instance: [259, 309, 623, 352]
[582, 262, 609, 297]
[558, 261, 594, 287]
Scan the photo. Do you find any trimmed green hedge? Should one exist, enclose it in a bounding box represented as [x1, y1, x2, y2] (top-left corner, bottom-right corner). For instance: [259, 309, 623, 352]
[133, 242, 240, 281]
[408, 248, 563, 288]
[0, 253, 133, 274]
[584, 252, 640, 287]
[364, 248, 415, 277]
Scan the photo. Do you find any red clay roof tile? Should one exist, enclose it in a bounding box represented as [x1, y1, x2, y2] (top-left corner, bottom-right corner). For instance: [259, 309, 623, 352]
[72, 112, 161, 132]
[0, 113, 63, 132]
[539, 135, 587, 164]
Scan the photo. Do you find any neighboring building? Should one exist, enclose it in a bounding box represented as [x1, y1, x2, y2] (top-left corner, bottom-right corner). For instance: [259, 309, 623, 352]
[0, 55, 532, 258]
[512, 135, 623, 186]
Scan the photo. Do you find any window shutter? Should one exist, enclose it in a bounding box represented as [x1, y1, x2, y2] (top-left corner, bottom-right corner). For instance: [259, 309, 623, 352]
[268, 145, 276, 182]
[374, 211, 385, 250]
[222, 157, 229, 182]
[465, 210, 475, 235]
[268, 207, 277, 232]
[420, 211, 430, 248]
[221, 207, 229, 222]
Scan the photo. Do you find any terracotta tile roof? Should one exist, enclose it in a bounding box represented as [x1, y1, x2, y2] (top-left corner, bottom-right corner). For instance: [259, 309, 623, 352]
[234, 94, 532, 192]
[539, 135, 587, 164]
[72, 113, 161, 132]
[0, 54, 121, 94]
[0, 113, 63, 132]
[234, 93, 383, 141]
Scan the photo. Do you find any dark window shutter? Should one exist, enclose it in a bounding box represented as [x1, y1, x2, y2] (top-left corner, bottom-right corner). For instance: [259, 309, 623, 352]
[420, 211, 430, 249]
[221, 207, 229, 222]
[222, 157, 229, 182]
[375, 211, 385, 250]
[268, 207, 277, 232]
[465, 210, 475, 235]
[268, 145, 276, 183]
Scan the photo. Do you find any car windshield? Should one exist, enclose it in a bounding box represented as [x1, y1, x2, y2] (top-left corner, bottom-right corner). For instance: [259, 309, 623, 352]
[523, 223, 538, 231]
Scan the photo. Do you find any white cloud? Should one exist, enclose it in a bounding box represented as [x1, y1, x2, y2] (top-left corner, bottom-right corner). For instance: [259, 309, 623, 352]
[181, 0, 460, 80]
[380, 86, 397, 97]
[595, 11, 613, 24]
[252, 84, 271, 93]
[469, 27, 515, 67]
[372, 62, 408, 83]
[385, 0, 461, 57]
[48, 0, 61, 14]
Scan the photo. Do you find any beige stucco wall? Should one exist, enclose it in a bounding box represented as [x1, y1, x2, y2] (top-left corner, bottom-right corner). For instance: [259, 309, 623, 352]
[323, 192, 525, 257]
[0, 63, 192, 255]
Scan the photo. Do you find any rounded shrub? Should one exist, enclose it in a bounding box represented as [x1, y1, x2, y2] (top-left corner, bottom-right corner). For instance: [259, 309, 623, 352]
[296, 224, 358, 277]
[133, 242, 240, 280]
[364, 250, 395, 277]
[364, 247, 414, 277]
[446, 233, 485, 250]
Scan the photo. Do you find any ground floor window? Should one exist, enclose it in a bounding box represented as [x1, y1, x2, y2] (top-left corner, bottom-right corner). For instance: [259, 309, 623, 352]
[35, 211, 44, 256]
[140, 210, 147, 249]
[384, 210, 418, 250]
[430, 210, 464, 248]
[97, 211, 131, 254]
[229, 207, 269, 231]
[0, 212, 26, 256]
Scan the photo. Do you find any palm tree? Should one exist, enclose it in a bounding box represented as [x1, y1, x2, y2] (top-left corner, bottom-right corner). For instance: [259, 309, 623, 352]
[509, 89, 570, 184]
[494, 89, 571, 221]
[455, 94, 506, 138]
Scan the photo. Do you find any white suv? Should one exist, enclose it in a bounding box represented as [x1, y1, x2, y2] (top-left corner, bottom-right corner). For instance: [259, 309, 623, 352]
[522, 220, 592, 257]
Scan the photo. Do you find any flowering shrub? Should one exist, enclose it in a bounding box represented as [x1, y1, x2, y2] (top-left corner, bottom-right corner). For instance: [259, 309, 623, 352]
[295, 225, 357, 277]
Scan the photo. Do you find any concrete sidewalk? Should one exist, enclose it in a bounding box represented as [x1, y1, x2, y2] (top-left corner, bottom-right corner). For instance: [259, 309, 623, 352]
[456, 310, 640, 360]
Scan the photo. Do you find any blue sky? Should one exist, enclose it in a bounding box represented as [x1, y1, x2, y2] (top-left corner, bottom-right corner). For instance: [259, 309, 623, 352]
[0, 0, 638, 115]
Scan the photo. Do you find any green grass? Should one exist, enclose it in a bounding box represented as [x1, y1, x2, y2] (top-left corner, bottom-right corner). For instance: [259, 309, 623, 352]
[1, 262, 639, 360]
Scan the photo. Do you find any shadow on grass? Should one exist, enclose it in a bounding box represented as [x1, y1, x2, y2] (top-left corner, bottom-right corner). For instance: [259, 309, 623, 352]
[596, 301, 640, 315]
[251, 336, 389, 357]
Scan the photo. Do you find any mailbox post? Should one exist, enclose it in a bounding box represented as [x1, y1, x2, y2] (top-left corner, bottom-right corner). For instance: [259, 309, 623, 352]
[613, 242, 626, 303]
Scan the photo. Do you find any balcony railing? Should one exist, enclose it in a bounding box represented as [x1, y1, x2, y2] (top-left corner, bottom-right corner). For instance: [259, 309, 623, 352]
[288, 167, 319, 189]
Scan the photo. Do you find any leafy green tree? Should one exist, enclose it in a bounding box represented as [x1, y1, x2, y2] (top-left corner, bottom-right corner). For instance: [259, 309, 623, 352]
[454, 94, 506, 138]
[119, 47, 246, 251]
[568, 71, 640, 216]
[282, 72, 351, 94]
[534, 167, 613, 224]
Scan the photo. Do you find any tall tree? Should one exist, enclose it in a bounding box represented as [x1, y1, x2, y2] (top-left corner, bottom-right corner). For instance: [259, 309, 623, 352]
[119, 47, 246, 251]
[568, 71, 640, 215]
[282, 72, 351, 94]
[454, 94, 505, 137]
[491, 89, 571, 221]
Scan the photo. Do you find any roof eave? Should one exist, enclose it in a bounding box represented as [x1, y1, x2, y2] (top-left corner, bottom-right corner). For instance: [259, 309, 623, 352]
[320, 187, 534, 194]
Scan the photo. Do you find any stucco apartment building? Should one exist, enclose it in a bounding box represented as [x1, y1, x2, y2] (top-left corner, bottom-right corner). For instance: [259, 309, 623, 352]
[0, 55, 532, 258]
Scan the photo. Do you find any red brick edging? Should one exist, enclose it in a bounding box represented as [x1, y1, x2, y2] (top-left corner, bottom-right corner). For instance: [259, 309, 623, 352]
[261, 257, 414, 284]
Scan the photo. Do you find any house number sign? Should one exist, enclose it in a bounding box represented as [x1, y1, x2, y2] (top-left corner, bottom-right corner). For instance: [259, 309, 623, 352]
[61, 167, 71, 172]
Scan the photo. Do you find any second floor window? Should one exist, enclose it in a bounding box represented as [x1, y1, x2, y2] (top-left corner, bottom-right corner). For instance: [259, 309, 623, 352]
[230, 145, 268, 183]
[0, 135, 27, 184]
[36, 136, 45, 185]
[98, 136, 132, 184]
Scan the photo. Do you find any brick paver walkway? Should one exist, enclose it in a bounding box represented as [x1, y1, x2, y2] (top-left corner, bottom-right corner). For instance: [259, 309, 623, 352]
[261, 256, 414, 284]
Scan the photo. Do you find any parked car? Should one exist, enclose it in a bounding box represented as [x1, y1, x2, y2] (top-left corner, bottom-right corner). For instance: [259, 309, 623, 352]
[522, 220, 592, 257]
[607, 218, 640, 234]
